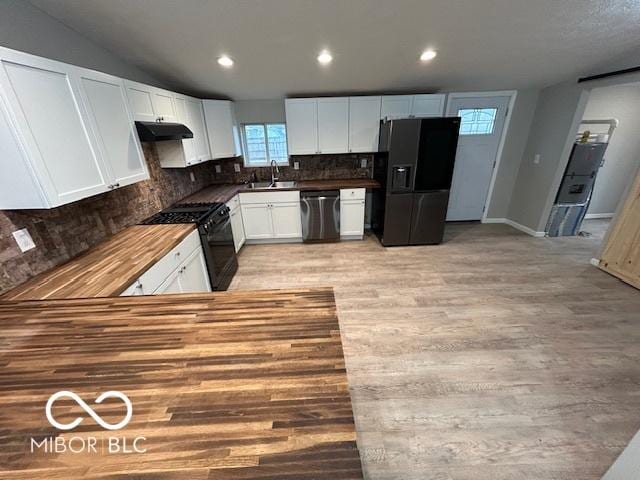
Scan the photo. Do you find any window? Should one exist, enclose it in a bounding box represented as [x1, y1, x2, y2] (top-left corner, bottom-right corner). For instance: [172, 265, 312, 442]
[457, 108, 498, 135]
[242, 123, 288, 165]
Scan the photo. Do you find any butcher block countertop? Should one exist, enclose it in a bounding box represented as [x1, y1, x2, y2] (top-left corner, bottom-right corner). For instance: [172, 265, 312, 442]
[0, 288, 363, 480]
[182, 178, 380, 204]
[1, 223, 195, 301]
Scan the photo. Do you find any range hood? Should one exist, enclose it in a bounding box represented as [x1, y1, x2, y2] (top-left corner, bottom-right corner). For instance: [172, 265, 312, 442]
[135, 121, 193, 142]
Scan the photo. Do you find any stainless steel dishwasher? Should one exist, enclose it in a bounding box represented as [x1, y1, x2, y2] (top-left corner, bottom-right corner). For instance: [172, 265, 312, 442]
[300, 190, 340, 242]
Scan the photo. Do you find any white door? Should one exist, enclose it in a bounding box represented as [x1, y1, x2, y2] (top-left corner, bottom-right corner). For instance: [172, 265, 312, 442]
[79, 71, 148, 188]
[230, 208, 246, 252]
[411, 94, 446, 117]
[203, 100, 237, 159]
[155, 270, 181, 294]
[124, 81, 157, 122]
[271, 203, 302, 238]
[0, 55, 111, 205]
[285, 98, 318, 154]
[317, 97, 349, 154]
[446, 95, 510, 221]
[173, 95, 197, 165]
[242, 204, 273, 239]
[186, 98, 210, 162]
[340, 200, 365, 237]
[152, 89, 177, 122]
[178, 249, 211, 293]
[380, 95, 413, 120]
[349, 96, 381, 153]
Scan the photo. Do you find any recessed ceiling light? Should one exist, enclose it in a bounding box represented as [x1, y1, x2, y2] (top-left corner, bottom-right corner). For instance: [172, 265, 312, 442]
[420, 49, 437, 62]
[217, 55, 234, 68]
[317, 50, 333, 65]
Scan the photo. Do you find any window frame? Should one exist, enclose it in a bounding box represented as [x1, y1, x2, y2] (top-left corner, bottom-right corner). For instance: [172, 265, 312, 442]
[241, 122, 289, 167]
[457, 107, 498, 136]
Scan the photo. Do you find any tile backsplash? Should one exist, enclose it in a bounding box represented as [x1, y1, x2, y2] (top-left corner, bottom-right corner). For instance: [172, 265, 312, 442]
[0, 143, 215, 295]
[212, 154, 374, 183]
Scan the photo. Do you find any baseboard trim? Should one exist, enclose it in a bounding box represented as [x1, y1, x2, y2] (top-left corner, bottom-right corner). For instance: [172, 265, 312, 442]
[585, 213, 614, 219]
[482, 217, 546, 237]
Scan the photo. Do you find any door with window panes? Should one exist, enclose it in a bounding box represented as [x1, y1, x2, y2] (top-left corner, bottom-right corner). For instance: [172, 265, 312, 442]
[242, 123, 288, 166]
[445, 96, 510, 221]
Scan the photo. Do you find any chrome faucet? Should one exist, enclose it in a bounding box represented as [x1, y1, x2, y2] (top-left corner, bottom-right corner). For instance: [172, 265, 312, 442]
[270, 159, 280, 184]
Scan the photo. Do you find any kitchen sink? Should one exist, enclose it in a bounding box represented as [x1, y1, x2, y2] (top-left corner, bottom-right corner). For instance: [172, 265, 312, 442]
[244, 181, 297, 190]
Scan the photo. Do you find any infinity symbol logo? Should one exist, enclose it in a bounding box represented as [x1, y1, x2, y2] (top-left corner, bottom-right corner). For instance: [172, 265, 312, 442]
[45, 391, 133, 431]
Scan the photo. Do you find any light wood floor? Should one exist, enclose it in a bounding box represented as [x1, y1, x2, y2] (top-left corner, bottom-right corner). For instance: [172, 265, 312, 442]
[230, 221, 640, 480]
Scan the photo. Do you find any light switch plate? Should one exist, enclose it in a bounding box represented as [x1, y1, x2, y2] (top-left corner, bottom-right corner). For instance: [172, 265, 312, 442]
[234, 163, 241, 173]
[215, 164, 222, 173]
[360, 158, 368, 168]
[12, 228, 36, 252]
[294, 161, 300, 170]
[534, 154, 541, 165]
[189, 172, 195, 182]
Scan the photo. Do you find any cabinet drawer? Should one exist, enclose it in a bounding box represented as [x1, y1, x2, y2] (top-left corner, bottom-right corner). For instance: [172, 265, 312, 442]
[340, 188, 366, 200]
[226, 194, 240, 212]
[138, 229, 201, 293]
[239, 190, 300, 205]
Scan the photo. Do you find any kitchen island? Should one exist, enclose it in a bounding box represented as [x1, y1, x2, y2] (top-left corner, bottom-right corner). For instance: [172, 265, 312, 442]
[0, 287, 363, 479]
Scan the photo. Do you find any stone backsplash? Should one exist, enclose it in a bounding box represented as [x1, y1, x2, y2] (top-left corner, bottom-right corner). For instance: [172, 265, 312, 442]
[0, 143, 216, 295]
[212, 154, 374, 183]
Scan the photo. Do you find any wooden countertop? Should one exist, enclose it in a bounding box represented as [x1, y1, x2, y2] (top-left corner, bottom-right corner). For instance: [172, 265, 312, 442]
[0, 288, 363, 479]
[181, 178, 380, 204]
[1, 223, 195, 301]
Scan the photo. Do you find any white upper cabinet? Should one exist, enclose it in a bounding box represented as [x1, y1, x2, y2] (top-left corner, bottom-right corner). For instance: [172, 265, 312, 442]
[151, 89, 177, 122]
[380, 95, 413, 120]
[173, 95, 197, 165]
[285, 98, 318, 155]
[348, 96, 381, 153]
[317, 97, 349, 154]
[411, 94, 446, 117]
[124, 81, 156, 122]
[0, 47, 147, 209]
[78, 71, 148, 188]
[203, 100, 241, 159]
[185, 97, 211, 162]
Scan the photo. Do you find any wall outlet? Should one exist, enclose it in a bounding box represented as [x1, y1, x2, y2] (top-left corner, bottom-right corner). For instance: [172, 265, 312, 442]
[534, 154, 541, 165]
[360, 158, 368, 168]
[234, 163, 241, 173]
[215, 164, 222, 173]
[189, 172, 195, 182]
[12, 228, 36, 253]
[294, 161, 300, 170]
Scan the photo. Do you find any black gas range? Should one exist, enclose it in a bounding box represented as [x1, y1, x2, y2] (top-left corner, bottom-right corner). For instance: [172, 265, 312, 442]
[141, 202, 238, 291]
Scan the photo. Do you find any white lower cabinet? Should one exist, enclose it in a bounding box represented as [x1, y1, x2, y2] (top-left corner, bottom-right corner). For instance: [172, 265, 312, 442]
[340, 188, 366, 239]
[227, 195, 246, 252]
[121, 230, 211, 296]
[239, 191, 302, 242]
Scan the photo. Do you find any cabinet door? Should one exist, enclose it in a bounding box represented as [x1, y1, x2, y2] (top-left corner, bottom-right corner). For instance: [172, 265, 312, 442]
[411, 94, 445, 117]
[285, 98, 318, 155]
[0, 52, 111, 206]
[271, 202, 302, 239]
[186, 98, 211, 162]
[173, 95, 197, 165]
[203, 100, 237, 159]
[154, 270, 181, 294]
[230, 207, 246, 252]
[349, 96, 381, 153]
[178, 248, 211, 293]
[79, 71, 149, 188]
[340, 200, 366, 237]
[317, 97, 349, 154]
[380, 95, 413, 120]
[152, 89, 177, 122]
[124, 81, 156, 122]
[242, 204, 273, 239]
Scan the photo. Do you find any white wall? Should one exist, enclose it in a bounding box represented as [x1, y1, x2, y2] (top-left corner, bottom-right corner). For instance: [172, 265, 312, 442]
[582, 84, 640, 216]
[0, 0, 166, 88]
[234, 99, 285, 125]
[486, 88, 539, 219]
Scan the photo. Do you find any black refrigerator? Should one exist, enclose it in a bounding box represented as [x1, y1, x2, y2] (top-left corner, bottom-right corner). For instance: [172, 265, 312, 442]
[372, 117, 460, 246]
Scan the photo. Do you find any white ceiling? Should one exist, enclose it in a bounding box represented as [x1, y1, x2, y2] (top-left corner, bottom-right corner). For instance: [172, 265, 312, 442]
[29, 0, 640, 100]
